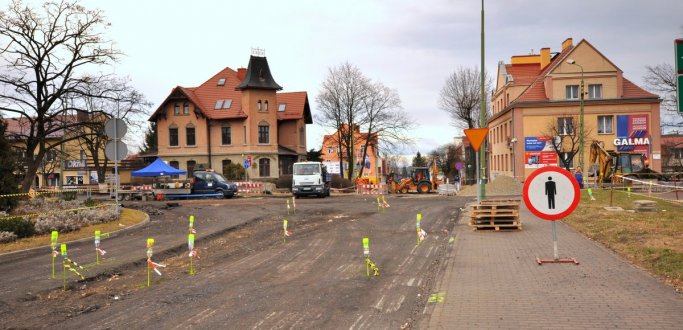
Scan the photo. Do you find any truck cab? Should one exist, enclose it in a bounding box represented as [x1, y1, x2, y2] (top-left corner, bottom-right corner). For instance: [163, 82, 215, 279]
[292, 162, 331, 198]
[191, 170, 238, 198]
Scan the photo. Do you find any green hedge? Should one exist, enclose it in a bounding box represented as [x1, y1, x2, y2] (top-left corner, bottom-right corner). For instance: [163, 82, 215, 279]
[0, 218, 35, 238]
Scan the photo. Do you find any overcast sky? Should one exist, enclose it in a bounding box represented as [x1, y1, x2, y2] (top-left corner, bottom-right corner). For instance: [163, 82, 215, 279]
[69, 0, 683, 154]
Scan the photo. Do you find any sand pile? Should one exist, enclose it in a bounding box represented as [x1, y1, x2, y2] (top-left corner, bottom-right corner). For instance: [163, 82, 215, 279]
[457, 175, 523, 196]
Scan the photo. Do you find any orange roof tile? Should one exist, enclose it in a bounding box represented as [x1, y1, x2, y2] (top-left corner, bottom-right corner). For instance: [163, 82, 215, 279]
[150, 66, 310, 122]
[622, 78, 658, 99]
[505, 64, 541, 85]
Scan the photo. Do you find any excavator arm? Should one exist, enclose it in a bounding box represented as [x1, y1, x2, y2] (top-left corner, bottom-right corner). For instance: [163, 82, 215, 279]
[589, 140, 613, 184]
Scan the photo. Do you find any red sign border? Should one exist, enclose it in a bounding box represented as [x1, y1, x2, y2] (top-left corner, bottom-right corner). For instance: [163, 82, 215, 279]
[522, 166, 580, 221]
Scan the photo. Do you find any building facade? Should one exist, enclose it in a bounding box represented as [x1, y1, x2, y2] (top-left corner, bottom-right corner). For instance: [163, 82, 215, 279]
[320, 125, 383, 183]
[489, 38, 661, 181]
[149, 54, 312, 180]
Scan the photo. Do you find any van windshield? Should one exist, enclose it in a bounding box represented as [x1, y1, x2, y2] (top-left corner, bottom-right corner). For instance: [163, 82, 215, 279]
[294, 164, 320, 175]
[213, 174, 227, 183]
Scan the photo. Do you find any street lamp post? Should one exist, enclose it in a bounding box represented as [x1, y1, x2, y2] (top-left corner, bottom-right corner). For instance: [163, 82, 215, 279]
[567, 59, 584, 172]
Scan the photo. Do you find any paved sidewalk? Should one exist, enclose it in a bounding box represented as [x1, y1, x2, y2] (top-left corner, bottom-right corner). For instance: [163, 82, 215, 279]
[425, 199, 683, 329]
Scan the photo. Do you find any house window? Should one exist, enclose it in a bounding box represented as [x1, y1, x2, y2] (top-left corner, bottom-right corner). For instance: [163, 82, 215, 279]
[183, 102, 190, 114]
[588, 84, 602, 99]
[170, 161, 180, 179]
[278, 104, 286, 112]
[174, 103, 180, 115]
[222, 159, 232, 175]
[566, 85, 579, 100]
[169, 127, 179, 146]
[46, 149, 57, 162]
[675, 148, 683, 159]
[187, 160, 196, 176]
[558, 117, 574, 136]
[223, 99, 232, 109]
[327, 147, 333, 154]
[597, 115, 613, 134]
[217, 78, 226, 86]
[259, 158, 270, 177]
[186, 126, 196, 146]
[221, 126, 231, 145]
[258, 124, 269, 144]
[215, 100, 224, 109]
[264, 100, 269, 111]
[257, 100, 262, 111]
[299, 127, 305, 145]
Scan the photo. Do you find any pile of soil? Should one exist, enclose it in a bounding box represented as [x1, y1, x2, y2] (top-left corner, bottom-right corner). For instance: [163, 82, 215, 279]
[457, 175, 523, 196]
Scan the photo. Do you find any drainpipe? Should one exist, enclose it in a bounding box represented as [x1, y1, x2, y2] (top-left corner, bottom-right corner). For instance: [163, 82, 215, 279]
[207, 118, 212, 169]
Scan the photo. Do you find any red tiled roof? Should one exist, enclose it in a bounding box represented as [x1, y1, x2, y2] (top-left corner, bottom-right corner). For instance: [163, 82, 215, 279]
[505, 64, 541, 85]
[150, 66, 309, 122]
[622, 78, 658, 99]
[515, 44, 574, 103]
[276, 92, 310, 121]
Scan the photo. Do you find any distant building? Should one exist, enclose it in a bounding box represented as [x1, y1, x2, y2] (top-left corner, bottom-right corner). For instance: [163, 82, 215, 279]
[149, 53, 312, 180]
[661, 134, 683, 173]
[320, 124, 383, 183]
[489, 37, 661, 180]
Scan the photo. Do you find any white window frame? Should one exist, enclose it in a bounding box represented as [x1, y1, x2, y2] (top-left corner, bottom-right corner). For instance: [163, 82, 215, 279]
[566, 85, 579, 100]
[558, 117, 574, 136]
[588, 84, 602, 99]
[597, 115, 613, 134]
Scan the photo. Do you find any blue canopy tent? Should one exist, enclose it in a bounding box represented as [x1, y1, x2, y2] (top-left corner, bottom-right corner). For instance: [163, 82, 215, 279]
[132, 158, 186, 177]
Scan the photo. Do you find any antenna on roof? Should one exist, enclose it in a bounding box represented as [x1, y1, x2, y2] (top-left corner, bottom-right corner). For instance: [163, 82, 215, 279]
[251, 47, 266, 57]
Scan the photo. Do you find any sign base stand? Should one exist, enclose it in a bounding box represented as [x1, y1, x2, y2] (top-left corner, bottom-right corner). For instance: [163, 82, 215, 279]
[536, 257, 579, 265]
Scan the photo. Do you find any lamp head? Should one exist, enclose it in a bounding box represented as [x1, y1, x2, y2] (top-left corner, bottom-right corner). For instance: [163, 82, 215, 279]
[566, 59, 576, 64]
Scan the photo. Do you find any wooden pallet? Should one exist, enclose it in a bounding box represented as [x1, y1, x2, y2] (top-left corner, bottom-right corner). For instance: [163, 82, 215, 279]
[469, 199, 522, 231]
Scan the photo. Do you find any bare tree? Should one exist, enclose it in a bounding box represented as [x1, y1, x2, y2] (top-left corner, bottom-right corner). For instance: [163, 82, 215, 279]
[356, 81, 413, 178]
[316, 62, 369, 180]
[542, 115, 591, 171]
[644, 63, 681, 131]
[438, 66, 492, 130]
[316, 62, 412, 180]
[429, 142, 464, 181]
[0, 0, 123, 192]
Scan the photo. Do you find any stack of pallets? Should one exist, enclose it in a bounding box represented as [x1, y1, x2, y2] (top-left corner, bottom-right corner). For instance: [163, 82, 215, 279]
[469, 199, 522, 231]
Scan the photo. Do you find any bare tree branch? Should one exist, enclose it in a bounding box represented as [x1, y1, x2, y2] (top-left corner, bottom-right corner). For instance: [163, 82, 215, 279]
[438, 66, 492, 129]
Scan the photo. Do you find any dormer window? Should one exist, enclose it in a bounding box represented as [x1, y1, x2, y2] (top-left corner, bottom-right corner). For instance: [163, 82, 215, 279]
[215, 100, 224, 109]
[174, 103, 180, 115]
[278, 103, 286, 112]
[217, 78, 226, 86]
[183, 102, 189, 115]
[257, 100, 262, 111]
[223, 99, 232, 109]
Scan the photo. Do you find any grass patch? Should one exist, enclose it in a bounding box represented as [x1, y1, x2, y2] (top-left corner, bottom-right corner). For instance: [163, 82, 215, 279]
[564, 188, 683, 290]
[0, 208, 147, 254]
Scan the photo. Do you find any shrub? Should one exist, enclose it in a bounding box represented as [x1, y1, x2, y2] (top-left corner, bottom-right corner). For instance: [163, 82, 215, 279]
[331, 174, 354, 189]
[223, 163, 246, 180]
[0, 218, 35, 238]
[276, 175, 292, 189]
[61, 191, 77, 201]
[0, 231, 17, 243]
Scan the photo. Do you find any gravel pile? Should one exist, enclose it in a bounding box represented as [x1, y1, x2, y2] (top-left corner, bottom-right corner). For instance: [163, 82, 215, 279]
[457, 175, 523, 196]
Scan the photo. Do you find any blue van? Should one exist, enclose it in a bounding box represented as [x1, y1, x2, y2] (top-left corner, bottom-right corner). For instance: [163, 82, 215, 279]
[191, 170, 238, 198]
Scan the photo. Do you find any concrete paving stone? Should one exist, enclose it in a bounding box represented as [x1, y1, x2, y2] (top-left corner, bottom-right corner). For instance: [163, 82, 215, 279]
[423, 198, 683, 329]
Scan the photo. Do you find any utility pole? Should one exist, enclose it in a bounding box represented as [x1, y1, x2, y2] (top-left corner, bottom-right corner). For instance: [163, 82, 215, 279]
[478, 0, 487, 201]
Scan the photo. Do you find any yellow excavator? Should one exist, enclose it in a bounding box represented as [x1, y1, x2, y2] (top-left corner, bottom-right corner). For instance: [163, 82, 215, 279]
[589, 140, 659, 184]
[394, 161, 440, 194]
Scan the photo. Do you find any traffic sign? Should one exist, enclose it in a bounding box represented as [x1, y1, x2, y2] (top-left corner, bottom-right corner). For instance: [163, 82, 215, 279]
[104, 118, 127, 139]
[105, 140, 128, 161]
[523, 166, 579, 221]
[244, 159, 250, 169]
[463, 128, 489, 152]
[455, 162, 463, 170]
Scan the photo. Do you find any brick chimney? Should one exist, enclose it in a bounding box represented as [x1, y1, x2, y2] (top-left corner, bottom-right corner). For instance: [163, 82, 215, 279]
[540, 47, 551, 69]
[561, 38, 573, 51]
[237, 67, 247, 81]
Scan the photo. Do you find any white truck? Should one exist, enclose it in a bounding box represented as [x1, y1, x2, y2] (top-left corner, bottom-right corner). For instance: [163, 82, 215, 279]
[292, 162, 331, 198]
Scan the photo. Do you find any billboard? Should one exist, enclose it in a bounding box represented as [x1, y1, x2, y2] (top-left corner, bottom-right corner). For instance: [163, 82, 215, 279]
[524, 137, 558, 168]
[615, 114, 650, 158]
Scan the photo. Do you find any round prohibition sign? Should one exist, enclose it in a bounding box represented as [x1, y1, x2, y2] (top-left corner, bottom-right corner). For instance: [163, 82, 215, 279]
[523, 166, 580, 221]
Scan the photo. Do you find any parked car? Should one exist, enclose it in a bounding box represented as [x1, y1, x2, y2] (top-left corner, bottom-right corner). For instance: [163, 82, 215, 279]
[191, 170, 238, 198]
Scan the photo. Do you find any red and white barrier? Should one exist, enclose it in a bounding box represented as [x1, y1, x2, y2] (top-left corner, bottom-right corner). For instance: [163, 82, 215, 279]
[236, 182, 264, 194]
[357, 184, 387, 195]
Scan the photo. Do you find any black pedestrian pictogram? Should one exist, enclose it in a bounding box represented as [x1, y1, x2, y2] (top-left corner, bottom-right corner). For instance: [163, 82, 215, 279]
[545, 176, 556, 209]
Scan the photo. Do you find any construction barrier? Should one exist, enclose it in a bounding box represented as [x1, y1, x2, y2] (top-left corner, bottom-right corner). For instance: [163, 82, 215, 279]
[236, 182, 265, 194]
[357, 184, 387, 195]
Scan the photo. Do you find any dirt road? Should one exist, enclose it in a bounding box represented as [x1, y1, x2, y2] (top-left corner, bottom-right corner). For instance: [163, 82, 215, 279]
[0, 194, 465, 329]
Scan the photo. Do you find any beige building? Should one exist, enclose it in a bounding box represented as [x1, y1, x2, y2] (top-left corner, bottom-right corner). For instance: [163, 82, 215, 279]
[489, 38, 661, 180]
[320, 124, 382, 183]
[149, 54, 312, 180]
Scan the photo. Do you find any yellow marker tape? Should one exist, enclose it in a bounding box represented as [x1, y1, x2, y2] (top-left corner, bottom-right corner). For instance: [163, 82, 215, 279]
[64, 264, 85, 280]
[0, 187, 93, 199]
[0, 204, 116, 220]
